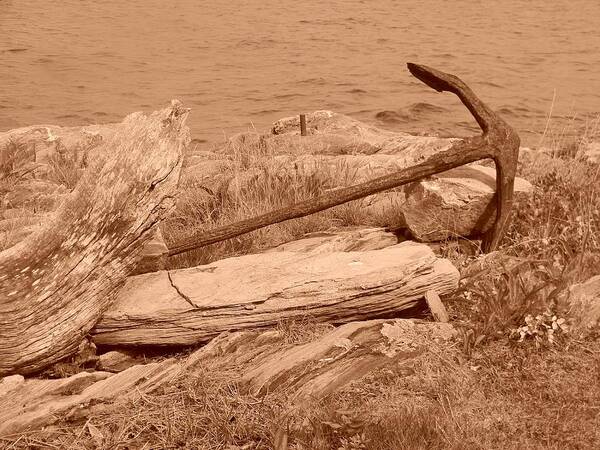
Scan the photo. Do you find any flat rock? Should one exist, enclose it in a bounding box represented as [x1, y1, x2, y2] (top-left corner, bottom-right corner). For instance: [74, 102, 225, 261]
[0, 360, 180, 436]
[185, 319, 457, 401]
[266, 227, 398, 254]
[97, 351, 146, 373]
[0, 318, 456, 436]
[402, 165, 533, 241]
[92, 241, 459, 347]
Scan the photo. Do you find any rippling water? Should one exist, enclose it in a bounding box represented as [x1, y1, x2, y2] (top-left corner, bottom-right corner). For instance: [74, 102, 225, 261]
[1, 0, 599, 146]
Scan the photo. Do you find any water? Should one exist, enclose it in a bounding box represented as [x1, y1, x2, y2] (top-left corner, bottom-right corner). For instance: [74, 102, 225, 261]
[1, 0, 600, 147]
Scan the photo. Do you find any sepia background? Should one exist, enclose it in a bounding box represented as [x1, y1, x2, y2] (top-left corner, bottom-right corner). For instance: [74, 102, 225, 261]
[1, 0, 599, 145]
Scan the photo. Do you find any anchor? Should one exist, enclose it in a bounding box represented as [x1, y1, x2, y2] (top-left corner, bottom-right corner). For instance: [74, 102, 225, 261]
[168, 63, 520, 257]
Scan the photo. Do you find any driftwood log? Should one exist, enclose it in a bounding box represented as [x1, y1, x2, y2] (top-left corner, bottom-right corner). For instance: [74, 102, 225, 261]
[92, 240, 458, 346]
[0, 318, 455, 436]
[167, 63, 520, 257]
[0, 101, 190, 376]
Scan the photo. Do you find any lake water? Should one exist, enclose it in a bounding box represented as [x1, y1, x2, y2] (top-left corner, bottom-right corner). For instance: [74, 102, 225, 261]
[1, 0, 599, 147]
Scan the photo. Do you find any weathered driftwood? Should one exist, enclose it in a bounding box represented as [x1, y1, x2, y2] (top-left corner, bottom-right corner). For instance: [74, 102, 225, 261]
[92, 241, 458, 346]
[0, 101, 190, 376]
[167, 63, 520, 257]
[0, 117, 172, 276]
[0, 318, 455, 436]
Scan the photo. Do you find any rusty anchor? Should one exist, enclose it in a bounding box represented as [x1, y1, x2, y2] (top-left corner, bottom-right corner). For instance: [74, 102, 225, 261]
[168, 63, 520, 257]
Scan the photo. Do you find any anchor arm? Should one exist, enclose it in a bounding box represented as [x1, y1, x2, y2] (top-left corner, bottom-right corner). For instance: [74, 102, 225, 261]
[167, 64, 520, 257]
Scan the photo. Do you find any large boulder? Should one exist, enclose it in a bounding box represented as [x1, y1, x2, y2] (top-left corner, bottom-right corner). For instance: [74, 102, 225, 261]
[401, 165, 534, 241]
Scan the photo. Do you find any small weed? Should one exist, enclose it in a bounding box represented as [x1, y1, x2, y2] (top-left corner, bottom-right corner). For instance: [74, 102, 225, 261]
[510, 311, 569, 346]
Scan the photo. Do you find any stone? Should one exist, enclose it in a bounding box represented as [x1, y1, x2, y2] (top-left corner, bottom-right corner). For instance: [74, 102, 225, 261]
[92, 241, 459, 347]
[0, 361, 178, 436]
[177, 112, 530, 247]
[402, 165, 533, 242]
[0, 123, 116, 181]
[266, 227, 398, 254]
[0, 318, 457, 437]
[582, 141, 600, 164]
[97, 351, 144, 373]
[131, 227, 169, 275]
[0, 374, 25, 397]
[568, 275, 600, 329]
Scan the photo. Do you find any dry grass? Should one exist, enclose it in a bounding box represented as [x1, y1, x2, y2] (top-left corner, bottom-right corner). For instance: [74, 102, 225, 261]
[4, 338, 597, 450]
[0, 138, 84, 251]
[162, 140, 399, 269]
[3, 120, 600, 449]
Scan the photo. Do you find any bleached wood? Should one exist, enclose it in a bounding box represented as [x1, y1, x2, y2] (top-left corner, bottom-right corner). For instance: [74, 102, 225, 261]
[0, 101, 189, 376]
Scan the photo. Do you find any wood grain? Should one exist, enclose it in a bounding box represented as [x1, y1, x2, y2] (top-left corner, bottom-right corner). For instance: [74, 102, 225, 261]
[0, 101, 189, 376]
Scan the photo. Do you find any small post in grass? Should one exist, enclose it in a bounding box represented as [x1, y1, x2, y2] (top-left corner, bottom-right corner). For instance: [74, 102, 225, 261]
[424, 290, 449, 323]
[299, 114, 307, 136]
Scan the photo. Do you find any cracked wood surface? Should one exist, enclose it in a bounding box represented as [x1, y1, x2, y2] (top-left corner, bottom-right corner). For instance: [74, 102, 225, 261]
[0, 318, 455, 437]
[0, 101, 189, 376]
[91, 240, 459, 346]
